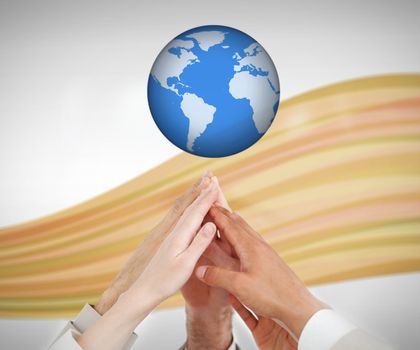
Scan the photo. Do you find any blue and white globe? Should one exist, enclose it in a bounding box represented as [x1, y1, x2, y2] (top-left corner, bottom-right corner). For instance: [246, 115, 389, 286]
[148, 25, 280, 157]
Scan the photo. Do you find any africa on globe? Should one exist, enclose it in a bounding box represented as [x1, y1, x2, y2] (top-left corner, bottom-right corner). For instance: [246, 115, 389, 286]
[147, 25, 280, 157]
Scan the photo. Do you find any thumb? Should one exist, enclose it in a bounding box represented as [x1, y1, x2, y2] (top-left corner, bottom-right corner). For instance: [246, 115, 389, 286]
[196, 265, 241, 294]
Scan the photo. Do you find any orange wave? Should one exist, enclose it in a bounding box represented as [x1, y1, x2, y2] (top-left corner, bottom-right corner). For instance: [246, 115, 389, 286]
[1, 74, 420, 317]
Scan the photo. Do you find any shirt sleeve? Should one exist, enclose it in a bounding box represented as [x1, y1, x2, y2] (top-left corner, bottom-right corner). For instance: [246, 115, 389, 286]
[298, 309, 394, 350]
[48, 304, 138, 350]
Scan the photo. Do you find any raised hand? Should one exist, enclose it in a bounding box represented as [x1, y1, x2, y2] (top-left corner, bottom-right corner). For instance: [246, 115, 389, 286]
[204, 235, 297, 350]
[95, 172, 213, 315]
[196, 206, 326, 340]
[131, 176, 219, 301]
[78, 176, 220, 350]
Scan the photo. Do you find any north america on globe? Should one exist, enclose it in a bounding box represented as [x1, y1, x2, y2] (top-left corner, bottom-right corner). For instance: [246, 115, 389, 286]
[147, 25, 280, 157]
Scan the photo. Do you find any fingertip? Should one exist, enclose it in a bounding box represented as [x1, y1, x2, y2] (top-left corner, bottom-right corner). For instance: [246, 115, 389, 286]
[202, 177, 216, 192]
[210, 175, 218, 185]
[202, 222, 216, 237]
[212, 175, 220, 186]
[201, 176, 211, 189]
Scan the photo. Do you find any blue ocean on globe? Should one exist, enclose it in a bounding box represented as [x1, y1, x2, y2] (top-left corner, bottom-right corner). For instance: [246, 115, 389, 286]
[147, 25, 280, 157]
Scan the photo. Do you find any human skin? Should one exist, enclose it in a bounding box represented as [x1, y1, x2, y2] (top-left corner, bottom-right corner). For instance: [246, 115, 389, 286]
[94, 172, 213, 315]
[94, 171, 234, 350]
[230, 295, 297, 350]
[181, 177, 234, 350]
[204, 237, 297, 350]
[77, 177, 221, 350]
[196, 206, 326, 341]
[182, 254, 233, 350]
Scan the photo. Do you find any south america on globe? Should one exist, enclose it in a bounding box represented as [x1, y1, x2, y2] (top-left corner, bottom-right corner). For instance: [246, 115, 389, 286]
[147, 25, 280, 157]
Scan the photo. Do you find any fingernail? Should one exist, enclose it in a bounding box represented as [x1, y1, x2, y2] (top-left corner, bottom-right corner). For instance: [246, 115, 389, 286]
[196, 266, 207, 279]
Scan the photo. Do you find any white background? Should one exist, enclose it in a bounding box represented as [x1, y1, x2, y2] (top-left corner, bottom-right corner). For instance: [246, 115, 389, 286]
[0, 0, 419, 349]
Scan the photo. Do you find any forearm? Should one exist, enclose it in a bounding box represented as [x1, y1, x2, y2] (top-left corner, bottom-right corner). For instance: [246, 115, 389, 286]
[186, 304, 233, 350]
[94, 236, 160, 315]
[78, 287, 156, 350]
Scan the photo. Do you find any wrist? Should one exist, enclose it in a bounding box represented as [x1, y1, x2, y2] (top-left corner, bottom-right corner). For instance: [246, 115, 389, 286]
[186, 304, 233, 350]
[275, 291, 326, 339]
[116, 284, 160, 323]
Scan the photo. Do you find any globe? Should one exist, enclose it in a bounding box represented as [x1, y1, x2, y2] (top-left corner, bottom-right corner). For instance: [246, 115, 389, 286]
[147, 25, 280, 157]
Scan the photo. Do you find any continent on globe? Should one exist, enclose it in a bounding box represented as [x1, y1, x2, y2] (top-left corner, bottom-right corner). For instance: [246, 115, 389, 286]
[180, 93, 216, 151]
[185, 31, 226, 51]
[148, 25, 280, 157]
[151, 39, 198, 94]
[229, 42, 280, 134]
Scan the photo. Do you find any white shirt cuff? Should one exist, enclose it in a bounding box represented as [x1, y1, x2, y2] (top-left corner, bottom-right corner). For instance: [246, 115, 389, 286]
[49, 304, 138, 350]
[298, 309, 357, 350]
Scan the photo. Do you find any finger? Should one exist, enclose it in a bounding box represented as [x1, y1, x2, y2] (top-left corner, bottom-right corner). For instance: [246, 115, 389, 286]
[217, 236, 234, 256]
[202, 213, 233, 253]
[204, 240, 239, 270]
[202, 213, 213, 226]
[183, 222, 217, 262]
[216, 221, 239, 258]
[196, 265, 241, 294]
[213, 176, 231, 212]
[161, 172, 212, 230]
[172, 178, 218, 246]
[231, 211, 265, 242]
[213, 205, 232, 217]
[208, 206, 248, 259]
[229, 295, 258, 331]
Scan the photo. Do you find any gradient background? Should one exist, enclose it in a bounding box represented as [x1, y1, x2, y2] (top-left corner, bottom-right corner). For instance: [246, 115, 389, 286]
[0, 0, 420, 349]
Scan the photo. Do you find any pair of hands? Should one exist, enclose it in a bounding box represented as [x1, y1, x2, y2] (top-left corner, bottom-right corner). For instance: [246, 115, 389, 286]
[85, 172, 232, 350]
[85, 172, 324, 350]
[198, 206, 327, 349]
[95, 172, 227, 315]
